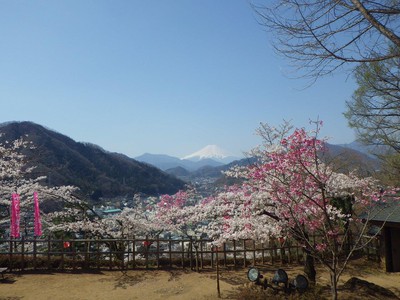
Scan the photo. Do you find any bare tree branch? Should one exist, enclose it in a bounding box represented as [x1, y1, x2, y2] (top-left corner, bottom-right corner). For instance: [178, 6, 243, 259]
[253, 0, 400, 78]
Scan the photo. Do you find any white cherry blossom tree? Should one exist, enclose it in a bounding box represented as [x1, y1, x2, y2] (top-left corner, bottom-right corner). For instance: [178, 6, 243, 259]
[0, 135, 78, 238]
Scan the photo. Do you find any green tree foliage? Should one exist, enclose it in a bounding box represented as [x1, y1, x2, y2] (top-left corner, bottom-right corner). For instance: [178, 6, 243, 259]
[376, 153, 400, 186]
[345, 55, 400, 185]
[345, 56, 400, 151]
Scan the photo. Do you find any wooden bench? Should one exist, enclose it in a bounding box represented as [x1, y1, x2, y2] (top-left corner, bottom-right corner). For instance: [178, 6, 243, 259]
[0, 267, 7, 279]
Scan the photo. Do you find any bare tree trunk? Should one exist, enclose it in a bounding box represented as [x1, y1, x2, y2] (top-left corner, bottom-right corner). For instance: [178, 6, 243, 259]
[330, 271, 338, 300]
[304, 247, 316, 283]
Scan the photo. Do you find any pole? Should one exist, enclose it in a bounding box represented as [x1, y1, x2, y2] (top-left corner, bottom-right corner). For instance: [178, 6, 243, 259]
[216, 246, 221, 298]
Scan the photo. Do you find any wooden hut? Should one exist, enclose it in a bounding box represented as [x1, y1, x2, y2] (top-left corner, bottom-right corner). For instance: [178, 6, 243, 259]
[368, 201, 400, 272]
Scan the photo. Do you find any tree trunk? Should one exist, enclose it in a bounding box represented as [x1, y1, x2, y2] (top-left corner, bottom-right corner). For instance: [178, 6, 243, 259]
[304, 247, 316, 283]
[330, 271, 338, 300]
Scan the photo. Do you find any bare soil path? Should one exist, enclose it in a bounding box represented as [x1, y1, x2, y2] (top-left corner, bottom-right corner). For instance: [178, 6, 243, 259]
[0, 259, 399, 300]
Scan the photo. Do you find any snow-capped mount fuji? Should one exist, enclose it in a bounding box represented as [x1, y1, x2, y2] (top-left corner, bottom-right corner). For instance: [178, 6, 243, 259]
[135, 145, 241, 172]
[182, 145, 239, 164]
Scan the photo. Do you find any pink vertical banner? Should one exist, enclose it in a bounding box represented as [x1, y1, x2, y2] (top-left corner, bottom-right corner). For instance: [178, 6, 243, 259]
[10, 193, 20, 238]
[33, 192, 42, 237]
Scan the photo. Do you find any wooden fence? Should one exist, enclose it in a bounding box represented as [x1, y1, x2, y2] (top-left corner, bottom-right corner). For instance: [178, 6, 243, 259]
[0, 236, 305, 272]
[0, 235, 381, 272]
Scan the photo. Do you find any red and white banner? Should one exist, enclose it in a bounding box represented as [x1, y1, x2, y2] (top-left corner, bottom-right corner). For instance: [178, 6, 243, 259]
[34, 192, 42, 237]
[10, 193, 20, 238]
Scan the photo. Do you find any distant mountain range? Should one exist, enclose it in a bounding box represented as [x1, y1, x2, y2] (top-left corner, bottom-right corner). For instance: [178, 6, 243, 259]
[165, 156, 258, 183]
[137, 142, 381, 183]
[0, 121, 382, 203]
[0, 121, 185, 201]
[337, 141, 390, 158]
[323, 142, 381, 175]
[182, 145, 240, 164]
[135, 153, 225, 172]
[135, 145, 241, 172]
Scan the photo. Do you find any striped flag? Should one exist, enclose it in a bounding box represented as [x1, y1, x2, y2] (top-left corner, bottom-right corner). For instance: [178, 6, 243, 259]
[34, 192, 42, 237]
[10, 193, 20, 238]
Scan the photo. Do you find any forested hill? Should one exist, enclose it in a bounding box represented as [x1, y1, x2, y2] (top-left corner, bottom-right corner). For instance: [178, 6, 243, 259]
[0, 121, 185, 201]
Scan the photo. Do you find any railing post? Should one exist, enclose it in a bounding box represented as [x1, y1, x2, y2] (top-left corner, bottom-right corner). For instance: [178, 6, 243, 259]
[33, 236, 37, 270]
[243, 240, 246, 268]
[168, 236, 172, 268]
[9, 238, 13, 272]
[96, 238, 100, 270]
[47, 235, 51, 270]
[200, 240, 204, 269]
[126, 238, 131, 270]
[261, 242, 265, 265]
[271, 241, 275, 264]
[223, 242, 227, 267]
[72, 240, 76, 271]
[211, 243, 214, 269]
[132, 235, 136, 268]
[21, 236, 25, 271]
[181, 239, 184, 268]
[109, 240, 113, 270]
[233, 240, 237, 268]
[145, 235, 149, 269]
[252, 240, 256, 266]
[61, 235, 65, 271]
[85, 239, 89, 269]
[156, 235, 160, 269]
[189, 239, 193, 270]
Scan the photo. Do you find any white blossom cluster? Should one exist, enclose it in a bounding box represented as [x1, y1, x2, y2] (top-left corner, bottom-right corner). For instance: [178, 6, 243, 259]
[0, 135, 80, 233]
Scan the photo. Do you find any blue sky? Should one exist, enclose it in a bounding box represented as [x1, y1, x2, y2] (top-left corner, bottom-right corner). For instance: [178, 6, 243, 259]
[0, 1, 356, 158]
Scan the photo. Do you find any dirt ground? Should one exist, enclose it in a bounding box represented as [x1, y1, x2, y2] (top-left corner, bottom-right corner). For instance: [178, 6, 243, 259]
[0, 259, 399, 300]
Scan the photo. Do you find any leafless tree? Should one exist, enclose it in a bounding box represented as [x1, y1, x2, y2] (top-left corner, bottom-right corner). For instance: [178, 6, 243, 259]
[254, 0, 400, 78]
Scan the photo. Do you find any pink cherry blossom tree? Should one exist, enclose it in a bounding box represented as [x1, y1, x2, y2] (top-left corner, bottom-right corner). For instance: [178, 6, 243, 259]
[212, 121, 397, 300]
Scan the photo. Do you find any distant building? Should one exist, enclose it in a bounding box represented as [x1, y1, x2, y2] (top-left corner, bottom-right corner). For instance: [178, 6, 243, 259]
[90, 206, 122, 218]
[102, 208, 122, 216]
[368, 200, 400, 272]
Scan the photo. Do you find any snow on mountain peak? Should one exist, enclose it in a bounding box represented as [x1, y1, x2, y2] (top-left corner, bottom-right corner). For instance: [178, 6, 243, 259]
[182, 145, 237, 163]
